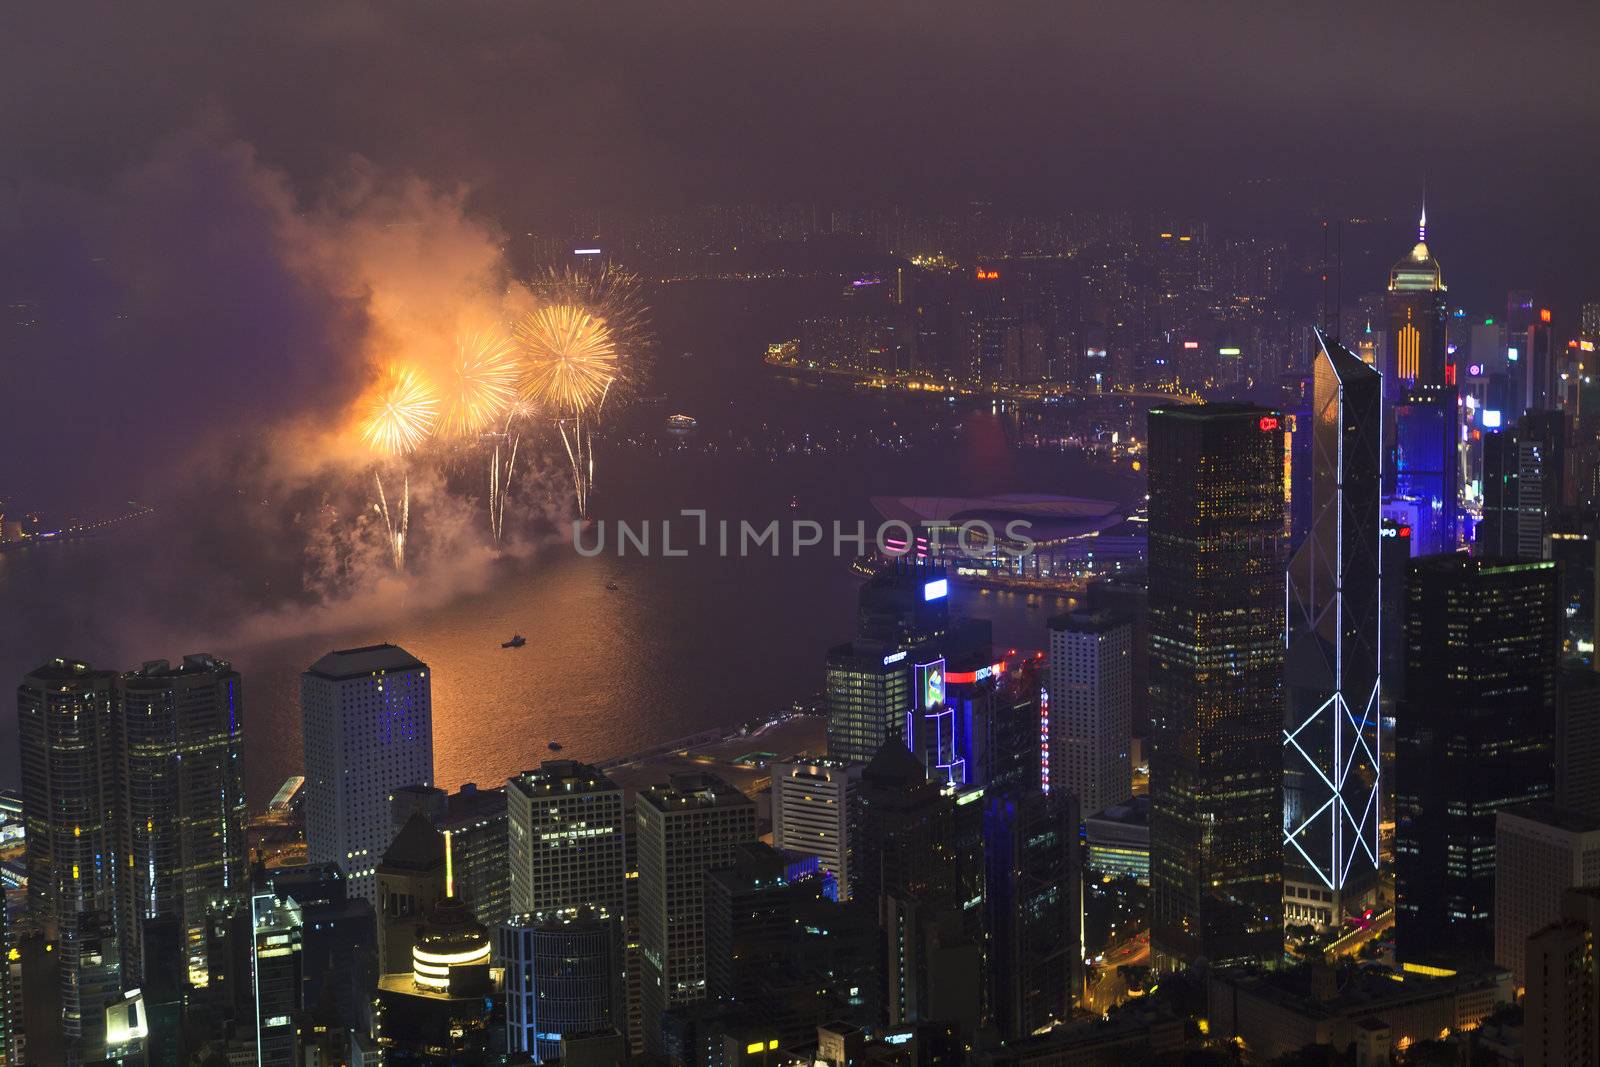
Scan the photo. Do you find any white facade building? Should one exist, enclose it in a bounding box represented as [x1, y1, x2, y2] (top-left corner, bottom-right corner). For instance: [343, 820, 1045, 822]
[301, 644, 434, 904]
[1046, 611, 1132, 819]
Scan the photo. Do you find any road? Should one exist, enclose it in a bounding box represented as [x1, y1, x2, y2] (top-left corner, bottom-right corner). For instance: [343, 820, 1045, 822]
[1083, 929, 1150, 1013]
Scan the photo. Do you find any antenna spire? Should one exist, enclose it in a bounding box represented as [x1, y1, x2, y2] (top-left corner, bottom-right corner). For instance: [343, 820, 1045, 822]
[1419, 182, 1428, 242]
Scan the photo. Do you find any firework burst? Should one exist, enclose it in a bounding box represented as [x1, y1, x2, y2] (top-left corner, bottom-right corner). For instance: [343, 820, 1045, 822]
[513, 265, 650, 517]
[439, 330, 518, 438]
[359, 364, 439, 456]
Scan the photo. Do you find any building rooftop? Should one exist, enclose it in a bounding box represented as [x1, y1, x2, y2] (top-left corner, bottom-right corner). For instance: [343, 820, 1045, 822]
[304, 643, 426, 681]
[1049, 609, 1128, 635]
[508, 760, 619, 798]
[1498, 801, 1600, 836]
[638, 773, 752, 811]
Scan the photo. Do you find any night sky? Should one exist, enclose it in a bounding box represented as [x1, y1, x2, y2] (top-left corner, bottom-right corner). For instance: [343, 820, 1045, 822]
[2, 0, 1597, 504]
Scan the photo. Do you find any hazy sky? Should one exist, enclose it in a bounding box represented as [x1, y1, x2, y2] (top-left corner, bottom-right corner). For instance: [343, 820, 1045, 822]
[2, 1, 1597, 507]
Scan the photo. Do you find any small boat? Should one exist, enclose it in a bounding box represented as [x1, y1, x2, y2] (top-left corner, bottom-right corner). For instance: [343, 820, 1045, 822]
[666, 413, 697, 430]
[502, 634, 526, 649]
[606, 582, 619, 591]
[548, 741, 564, 752]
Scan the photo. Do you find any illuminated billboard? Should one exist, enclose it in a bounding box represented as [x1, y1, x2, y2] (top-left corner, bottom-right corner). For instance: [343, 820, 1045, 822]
[915, 659, 946, 711]
[923, 577, 948, 601]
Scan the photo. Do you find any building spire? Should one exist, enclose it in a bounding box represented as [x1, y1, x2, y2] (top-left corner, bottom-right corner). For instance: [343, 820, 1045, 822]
[1418, 182, 1427, 242]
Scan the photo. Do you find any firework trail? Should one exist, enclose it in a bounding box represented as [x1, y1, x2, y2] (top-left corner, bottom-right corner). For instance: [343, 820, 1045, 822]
[514, 265, 649, 517]
[487, 400, 534, 544]
[359, 364, 438, 569]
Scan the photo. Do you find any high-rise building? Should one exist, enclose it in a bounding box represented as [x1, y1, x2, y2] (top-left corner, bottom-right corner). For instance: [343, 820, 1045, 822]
[1480, 411, 1566, 560]
[391, 782, 510, 926]
[1282, 333, 1383, 930]
[1492, 803, 1600, 987]
[1558, 670, 1600, 819]
[825, 640, 913, 764]
[375, 810, 446, 975]
[635, 774, 757, 1052]
[17, 659, 121, 1058]
[1395, 556, 1558, 964]
[982, 790, 1080, 1039]
[374, 892, 500, 1060]
[1384, 205, 1449, 391]
[250, 890, 304, 1067]
[116, 655, 247, 984]
[770, 759, 860, 900]
[300, 644, 434, 904]
[1547, 509, 1600, 668]
[499, 906, 624, 1061]
[506, 761, 626, 919]
[1146, 403, 1287, 968]
[1523, 889, 1600, 1067]
[1046, 611, 1132, 819]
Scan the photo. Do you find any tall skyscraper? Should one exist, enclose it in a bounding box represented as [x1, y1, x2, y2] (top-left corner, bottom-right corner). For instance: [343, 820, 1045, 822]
[1147, 403, 1286, 968]
[770, 759, 860, 900]
[391, 782, 510, 926]
[1395, 556, 1558, 964]
[17, 659, 121, 1058]
[116, 655, 247, 985]
[1046, 611, 1132, 819]
[300, 644, 434, 904]
[250, 891, 304, 1067]
[635, 774, 756, 1052]
[1282, 332, 1383, 930]
[506, 761, 626, 919]
[1384, 205, 1449, 392]
[1480, 410, 1566, 559]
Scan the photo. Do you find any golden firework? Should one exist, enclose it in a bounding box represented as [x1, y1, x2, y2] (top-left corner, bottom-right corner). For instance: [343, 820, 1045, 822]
[439, 330, 518, 437]
[514, 304, 619, 414]
[359, 364, 439, 456]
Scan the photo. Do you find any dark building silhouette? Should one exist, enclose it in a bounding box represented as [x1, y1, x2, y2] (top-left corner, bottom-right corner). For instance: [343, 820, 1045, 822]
[1395, 555, 1558, 964]
[1146, 403, 1286, 968]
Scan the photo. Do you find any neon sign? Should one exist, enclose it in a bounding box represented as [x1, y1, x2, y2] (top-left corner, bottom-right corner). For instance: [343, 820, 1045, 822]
[923, 578, 948, 601]
[975, 268, 1000, 281]
[1259, 416, 1279, 431]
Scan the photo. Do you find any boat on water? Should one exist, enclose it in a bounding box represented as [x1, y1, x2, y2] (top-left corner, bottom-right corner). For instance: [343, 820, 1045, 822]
[605, 582, 619, 591]
[666, 413, 697, 430]
[502, 634, 526, 649]
[548, 741, 564, 752]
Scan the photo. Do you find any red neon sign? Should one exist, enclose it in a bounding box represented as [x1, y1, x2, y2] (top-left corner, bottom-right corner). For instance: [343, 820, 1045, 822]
[975, 268, 1000, 281]
[1540, 308, 1552, 323]
[1444, 362, 1457, 386]
[1259, 416, 1279, 431]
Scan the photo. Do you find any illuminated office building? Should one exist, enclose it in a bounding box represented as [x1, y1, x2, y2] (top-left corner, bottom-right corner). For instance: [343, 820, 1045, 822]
[116, 655, 247, 984]
[300, 644, 434, 904]
[391, 781, 510, 926]
[1147, 403, 1286, 968]
[1283, 333, 1383, 930]
[500, 906, 624, 1061]
[17, 659, 121, 1059]
[250, 891, 304, 1067]
[1480, 410, 1566, 560]
[506, 761, 626, 919]
[1384, 204, 1449, 391]
[825, 640, 915, 765]
[1395, 556, 1558, 964]
[771, 759, 860, 900]
[1047, 610, 1132, 819]
[636, 774, 756, 1052]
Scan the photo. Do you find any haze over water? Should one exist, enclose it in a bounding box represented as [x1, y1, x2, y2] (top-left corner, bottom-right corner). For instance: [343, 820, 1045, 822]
[0, 279, 1140, 807]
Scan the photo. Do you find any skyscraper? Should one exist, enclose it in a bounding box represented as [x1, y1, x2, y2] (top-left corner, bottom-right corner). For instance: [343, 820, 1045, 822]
[250, 890, 304, 1067]
[1046, 610, 1132, 820]
[116, 655, 247, 984]
[1147, 403, 1286, 967]
[635, 774, 756, 1052]
[825, 640, 913, 764]
[17, 659, 121, 1058]
[1480, 410, 1566, 560]
[1384, 205, 1449, 392]
[1282, 332, 1383, 930]
[506, 761, 626, 919]
[1395, 556, 1558, 963]
[300, 644, 434, 904]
